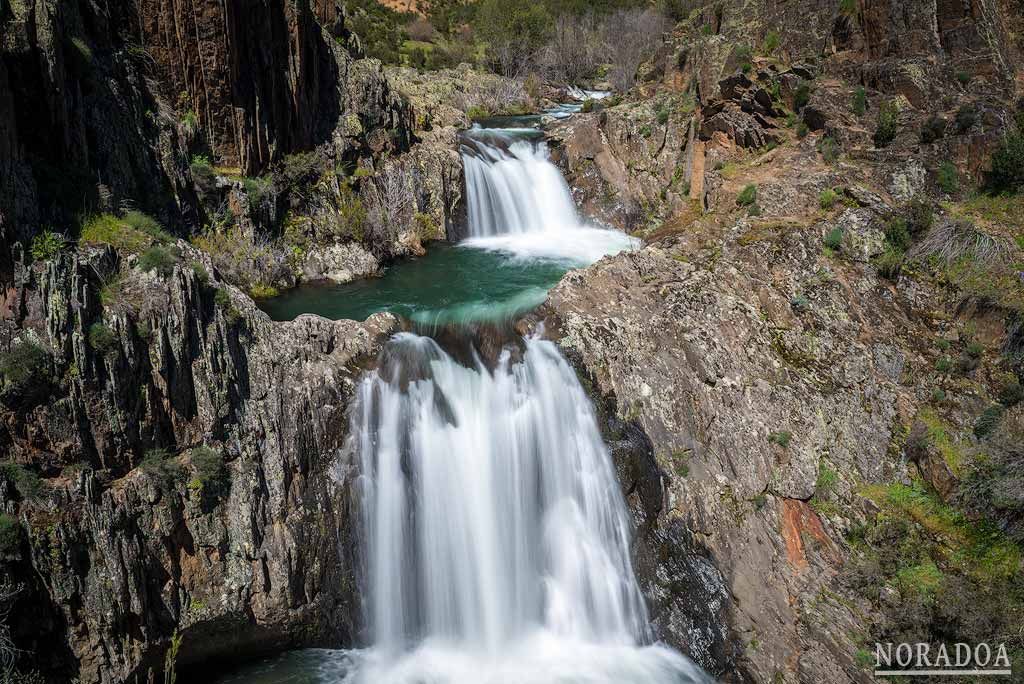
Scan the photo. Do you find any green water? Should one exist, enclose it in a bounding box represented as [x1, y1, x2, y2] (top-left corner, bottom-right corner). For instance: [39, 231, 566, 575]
[258, 243, 572, 326]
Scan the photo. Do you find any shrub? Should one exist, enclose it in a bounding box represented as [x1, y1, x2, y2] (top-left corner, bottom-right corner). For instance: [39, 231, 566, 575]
[243, 175, 274, 206]
[0, 462, 44, 502]
[905, 197, 934, 235]
[87, 322, 117, 355]
[851, 86, 866, 116]
[819, 188, 839, 210]
[955, 104, 978, 133]
[138, 244, 181, 276]
[790, 294, 809, 311]
[81, 213, 166, 254]
[795, 122, 809, 138]
[30, 230, 64, 261]
[249, 283, 278, 299]
[763, 30, 780, 54]
[0, 514, 21, 555]
[0, 340, 51, 398]
[973, 404, 1005, 438]
[873, 100, 898, 147]
[769, 430, 792, 447]
[214, 288, 231, 309]
[823, 226, 843, 249]
[998, 381, 1023, 407]
[920, 114, 947, 144]
[987, 129, 1024, 194]
[875, 246, 904, 280]
[935, 356, 953, 372]
[465, 105, 490, 120]
[140, 448, 181, 491]
[188, 446, 230, 501]
[656, 101, 671, 125]
[956, 70, 971, 86]
[818, 136, 840, 163]
[937, 161, 959, 194]
[190, 154, 215, 187]
[794, 81, 811, 110]
[884, 217, 911, 251]
[736, 184, 757, 206]
[191, 262, 210, 288]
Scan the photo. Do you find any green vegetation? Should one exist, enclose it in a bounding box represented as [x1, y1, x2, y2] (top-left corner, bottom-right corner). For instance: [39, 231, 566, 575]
[955, 104, 977, 133]
[140, 448, 181, 491]
[823, 226, 843, 249]
[883, 217, 911, 251]
[0, 514, 22, 556]
[848, 481, 1023, 648]
[768, 430, 792, 448]
[0, 340, 51, 405]
[736, 184, 757, 207]
[956, 70, 971, 86]
[819, 188, 838, 210]
[87, 322, 117, 355]
[817, 136, 840, 163]
[874, 246, 904, 280]
[793, 81, 811, 111]
[873, 100, 898, 147]
[0, 462, 44, 502]
[851, 87, 866, 116]
[795, 121, 809, 138]
[344, 0, 412, 64]
[987, 122, 1024, 194]
[920, 114, 946, 144]
[188, 446, 230, 502]
[30, 230, 64, 261]
[80, 212, 170, 254]
[973, 404, 1005, 438]
[904, 197, 934, 235]
[763, 30, 780, 55]
[937, 161, 959, 194]
[935, 355, 953, 372]
[138, 244, 181, 276]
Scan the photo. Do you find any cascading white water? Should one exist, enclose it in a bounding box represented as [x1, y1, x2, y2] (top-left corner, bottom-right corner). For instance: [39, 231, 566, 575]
[349, 333, 710, 684]
[459, 129, 638, 264]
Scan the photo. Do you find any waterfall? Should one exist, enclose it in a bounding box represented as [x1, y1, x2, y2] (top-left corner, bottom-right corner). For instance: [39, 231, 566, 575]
[349, 332, 711, 684]
[459, 128, 638, 263]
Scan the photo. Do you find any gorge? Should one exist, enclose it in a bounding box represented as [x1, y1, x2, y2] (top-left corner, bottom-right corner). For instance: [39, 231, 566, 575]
[1, 0, 1023, 683]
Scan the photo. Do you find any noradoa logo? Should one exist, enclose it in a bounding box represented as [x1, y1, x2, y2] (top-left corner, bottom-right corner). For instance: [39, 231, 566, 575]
[874, 642, 1012, 677]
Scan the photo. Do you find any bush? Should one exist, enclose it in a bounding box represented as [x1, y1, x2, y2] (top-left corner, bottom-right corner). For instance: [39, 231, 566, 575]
[873, 100, 898, 147]
[884, 217, 911, 251]
[0, 462, 44, 502]
[852, 87, 867, 116]
[140, 448, 181, 491]
[81, 213, 167, 254]
[30, 230, 64, 261]
[819, 188, 839, 210]
[987, 129, 1024, 194]
[243, 175, 274, 206]
[920, 114, 947, 144]
[87, 322, 117, 355]
[973, 404, 1005, 438]
[823, 226, 843, 249]
[936, 356, 953, 372]
[138, 244, 181, 277]
[0, 340, 51, 400]
[794, 81, 811, 110]
[188, 446, 230, 501]
[998, 381, 1023, 407]
[763, 30, 780, 54]
[818, 136, 840, 163]
[190, 154, 215, 188]
[905, 197, 934, 235]
[0, 514, 22, 556]
[937, 161, 959, 194]
[955, 104, 978, 133]
[795, 122, 809, 138]
[191, 262, 210, 288]
[875, 247, 904, 280]
[408, 46, 427, 70]
[736, 184, 757, 206]
[769, 430, 792, 447]
[956, 70, 971, 86]
[656, 101, 671, 125]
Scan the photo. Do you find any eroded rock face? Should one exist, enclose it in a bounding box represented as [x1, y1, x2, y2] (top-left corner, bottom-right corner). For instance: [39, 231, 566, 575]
[536, 232, 934, 682]
[1, 246, 399, 682]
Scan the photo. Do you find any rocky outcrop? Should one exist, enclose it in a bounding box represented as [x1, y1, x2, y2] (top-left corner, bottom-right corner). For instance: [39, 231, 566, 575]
[1, 245, 398, 682]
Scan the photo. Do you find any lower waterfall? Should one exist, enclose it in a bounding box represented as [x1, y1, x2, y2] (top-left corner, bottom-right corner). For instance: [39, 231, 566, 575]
[347, 332, 710, 684]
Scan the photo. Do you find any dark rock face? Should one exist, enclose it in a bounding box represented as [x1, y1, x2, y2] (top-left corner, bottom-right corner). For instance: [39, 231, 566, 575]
[1, 246, 398, 682]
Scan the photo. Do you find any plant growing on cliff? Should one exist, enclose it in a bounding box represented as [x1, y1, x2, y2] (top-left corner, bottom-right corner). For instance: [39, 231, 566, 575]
[188, 446, 229, 502]
[736, 184, 757, 207]
[762, 30, 780, 55]
[819, 188, 839, 210]
[81, 212, 168, 254]
[874, 246, 904, 280]
[817, 136, 840, 163]
[904, 197, 934, 235]
[768, 430, 791, 448]
[141, 449, 181, 492]
[873, 100, 898, 147]
[987, 126, 1024, 194]
[955, 104, 978, 133]
[920, 114, 947, 144]
[823, 226, 843, 250]
[87, 322, 118, 356]
[0, 340, 51, 406]
[974, 404, 1005, 438]
[851, 87, 866, 116]
[139, 245, 181, 277]
[937, 161, 959, 194]
[30, 230, 64, 261]
[0, 463, 44, 504]
[0, 518, 21, 559]
[793, 81, 811, 111]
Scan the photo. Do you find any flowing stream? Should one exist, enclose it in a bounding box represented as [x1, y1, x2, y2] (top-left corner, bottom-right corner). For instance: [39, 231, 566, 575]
[220, 123, 710, 684]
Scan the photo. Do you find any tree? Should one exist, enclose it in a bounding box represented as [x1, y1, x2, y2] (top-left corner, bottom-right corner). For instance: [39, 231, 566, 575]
[604, 8, 669, 92]
[474, 0, 551, 77]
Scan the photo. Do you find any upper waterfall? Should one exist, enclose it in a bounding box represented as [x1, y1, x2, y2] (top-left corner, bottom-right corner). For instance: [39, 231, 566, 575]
[459, 127, 638, 263]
